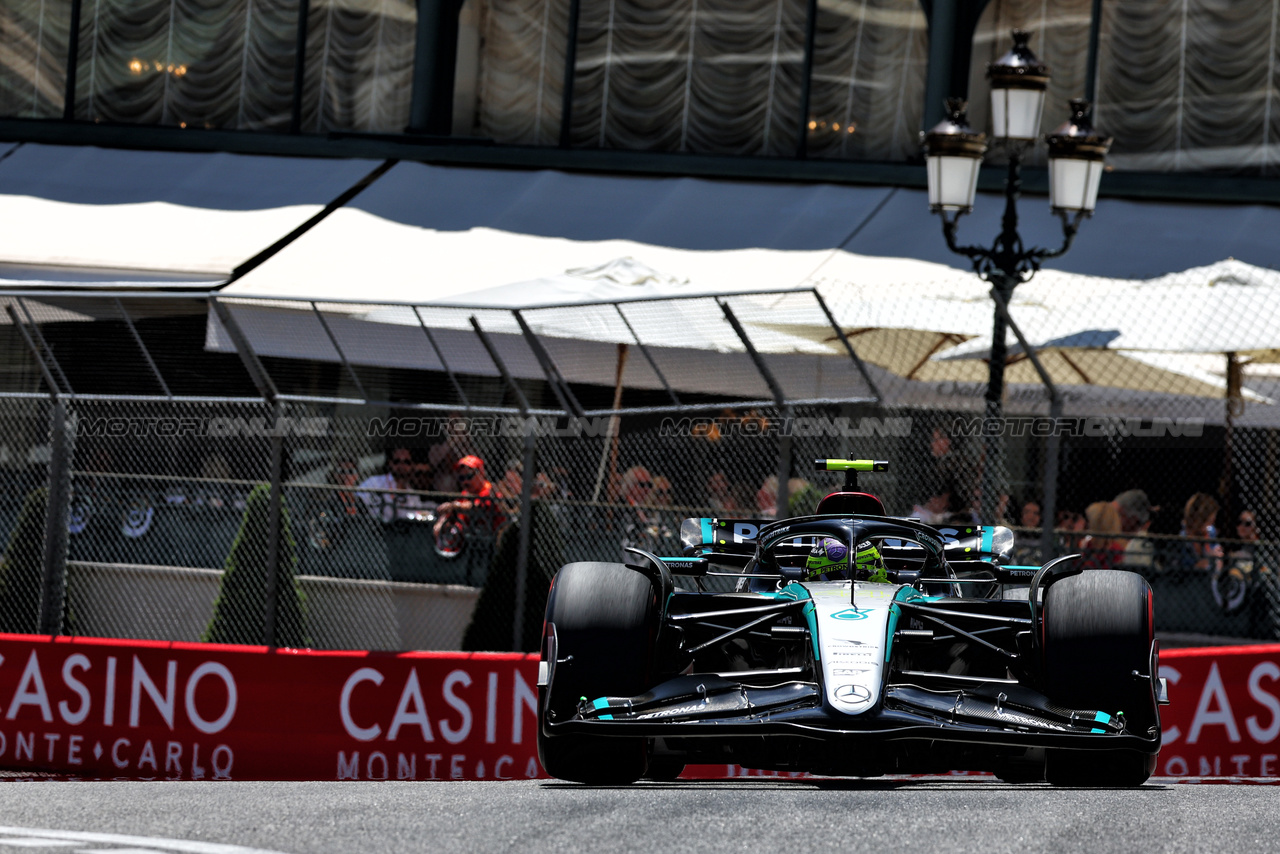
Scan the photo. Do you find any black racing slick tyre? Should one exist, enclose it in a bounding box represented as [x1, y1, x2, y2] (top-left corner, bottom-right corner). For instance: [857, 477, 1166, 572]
[538, 562, 656, 784]
[1042, 569, 1157, 787]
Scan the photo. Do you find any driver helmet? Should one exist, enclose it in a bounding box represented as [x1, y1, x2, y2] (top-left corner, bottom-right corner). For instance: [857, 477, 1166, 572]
[803, 537, 888, 582]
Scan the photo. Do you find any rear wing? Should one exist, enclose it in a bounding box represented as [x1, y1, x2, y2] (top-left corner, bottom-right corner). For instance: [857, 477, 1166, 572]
[680, 515, 1015, 564]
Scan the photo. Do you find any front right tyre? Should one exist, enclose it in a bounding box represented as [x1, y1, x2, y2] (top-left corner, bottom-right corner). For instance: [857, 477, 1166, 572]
[538, 562, 656, 784]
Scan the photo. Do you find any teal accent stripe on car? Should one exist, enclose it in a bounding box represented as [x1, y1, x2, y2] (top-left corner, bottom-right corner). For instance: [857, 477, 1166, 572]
[886, 586, 922, 662]
[592, 698, 610, 710]
[701, 518, 713, 544]
[1094, 711, 1112, 724]
[760, 583, 820, 661]
[1090, 727, 1104, 733]
[981, 527, 993, 552]
[803, 602, 818, 660]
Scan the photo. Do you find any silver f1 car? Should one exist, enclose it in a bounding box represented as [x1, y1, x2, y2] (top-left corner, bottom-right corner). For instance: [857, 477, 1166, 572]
[537, 458, 1168, 786]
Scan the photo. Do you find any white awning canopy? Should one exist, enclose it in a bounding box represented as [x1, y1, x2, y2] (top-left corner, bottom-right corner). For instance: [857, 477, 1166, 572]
[0, 144, 381, 281]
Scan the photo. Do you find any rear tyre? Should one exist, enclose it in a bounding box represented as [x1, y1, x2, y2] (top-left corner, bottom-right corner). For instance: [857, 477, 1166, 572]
[538, 562, 655, 784]
[1042, 569, 1157, 787]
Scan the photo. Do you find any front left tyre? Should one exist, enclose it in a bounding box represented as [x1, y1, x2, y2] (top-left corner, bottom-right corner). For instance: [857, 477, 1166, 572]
[1041, 569, 1158, 787]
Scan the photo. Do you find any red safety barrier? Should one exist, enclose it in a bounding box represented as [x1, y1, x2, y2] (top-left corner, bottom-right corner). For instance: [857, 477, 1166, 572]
[1158, 644, 1280, 778]
[0, 634, 544, 781]
[0, 635, 1275, 780]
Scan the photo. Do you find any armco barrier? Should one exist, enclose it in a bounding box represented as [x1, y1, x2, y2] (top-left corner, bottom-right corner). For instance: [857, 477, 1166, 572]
[1159, 644, 1280, 778]
[0, 635, 543, 780]
[0, 635, 1276, 781]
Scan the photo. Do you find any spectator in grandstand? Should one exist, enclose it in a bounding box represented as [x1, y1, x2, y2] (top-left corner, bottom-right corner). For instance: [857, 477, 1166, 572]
[1114, 489, 1153, 534]
[1227, 509, 1267, 572]
[1056, 508, 1085, 531]
[1170, 492, 1223, 573]
[617, 466, 656, 513]
[428, 441, 459, 493]
[705, 470, 740, 514]
[1113, 489, 1156, 570]
[912, 477, 967, 525]
[614, 465, 675, 554]
[499, 459, 524, 498]
[329, 455, 362, 517]
[756, 475, 779, 519]
[547, 466, 573, 499]
[1080, 500, 1126, 568]
[1051, 507, 1087, 556]
[928, 425, 981, 516]
[407, 449, 438, 498]
[652, 474, 674, 509]
[1012, 498, 1043, 565]
[1020, 498, 1042, 530]
[910, 486, 948, 525]
[496, 460, 559, 502]
[433, 455, 507, 538]
[357, 446, 435, 523]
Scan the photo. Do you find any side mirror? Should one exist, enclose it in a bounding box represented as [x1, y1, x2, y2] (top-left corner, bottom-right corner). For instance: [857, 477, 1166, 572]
[940, 525, 1016, 564]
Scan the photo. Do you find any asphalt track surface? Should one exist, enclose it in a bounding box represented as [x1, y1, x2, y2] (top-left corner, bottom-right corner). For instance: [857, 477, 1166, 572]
[0, 777, 1277, 854]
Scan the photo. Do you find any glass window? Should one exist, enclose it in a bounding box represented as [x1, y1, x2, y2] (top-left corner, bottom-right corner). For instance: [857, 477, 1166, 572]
[0, 0, 70, 118]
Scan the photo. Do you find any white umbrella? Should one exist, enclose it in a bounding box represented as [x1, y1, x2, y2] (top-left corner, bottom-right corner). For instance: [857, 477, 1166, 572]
[932, 259, 1280, 400]
[362, 256, 834, 355]
[931, 258, 1280, 506]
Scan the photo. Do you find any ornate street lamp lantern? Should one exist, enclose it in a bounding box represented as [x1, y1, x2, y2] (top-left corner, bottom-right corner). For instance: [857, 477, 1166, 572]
[987, 29, 1049, 142]
[923, 98, 987, 213]
[920, 30, 1111, 524]
[1047, 98, 1113, 214]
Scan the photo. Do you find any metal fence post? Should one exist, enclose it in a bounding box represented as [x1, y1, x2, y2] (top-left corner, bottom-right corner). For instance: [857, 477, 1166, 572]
[38, 398, 73, 636]
[7, 303, 74, 635]
[512, 431, 537, 650]
[719, 299, 792, 515]
[990, 288, 1062, 560]
[1040, 395, 1062, 562]
[471, 315, 538, 650]
[263, 400, 286, 647]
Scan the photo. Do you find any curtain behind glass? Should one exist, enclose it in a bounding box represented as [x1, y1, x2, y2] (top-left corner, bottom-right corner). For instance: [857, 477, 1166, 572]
[968, 0, 1280, 174]
[806, 0, 927, 162]
[474, 0, 925, 159]
[967, 0, 1092, 168]
[567, 0, 810, 155]
[1097, 0, 1280, 174]
[0, 0, 70, 118]
[474, 0, 569, 145]
[300, 0, 416, 133]
[73, 0, 299, 129]
[69, 0, 413, 133]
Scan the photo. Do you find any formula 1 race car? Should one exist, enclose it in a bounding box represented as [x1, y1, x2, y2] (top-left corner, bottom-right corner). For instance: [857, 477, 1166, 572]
[537, 458, 1169, 786]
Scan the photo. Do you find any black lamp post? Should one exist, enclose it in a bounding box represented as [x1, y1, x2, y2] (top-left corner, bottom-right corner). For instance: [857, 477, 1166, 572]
[921, 30, 1112, 522]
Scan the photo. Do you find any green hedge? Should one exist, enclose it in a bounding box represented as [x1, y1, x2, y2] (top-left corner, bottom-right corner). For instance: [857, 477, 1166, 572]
[204, 483, 307, 647]
[0, 488, 47, 634]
